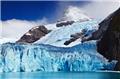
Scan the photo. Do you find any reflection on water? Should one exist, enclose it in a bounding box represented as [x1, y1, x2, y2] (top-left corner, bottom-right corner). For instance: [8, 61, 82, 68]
[0, 72, 120, 79]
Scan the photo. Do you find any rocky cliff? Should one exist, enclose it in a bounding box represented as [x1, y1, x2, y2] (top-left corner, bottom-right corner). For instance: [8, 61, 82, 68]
[82, 8, 120, 70]
[97, 8, 120, 71]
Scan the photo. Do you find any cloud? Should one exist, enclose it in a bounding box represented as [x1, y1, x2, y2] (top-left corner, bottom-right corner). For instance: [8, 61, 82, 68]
[61, 6, 91, 21]
[80, 1, 120, 21]
[1, 18, 48, 39]
[57, 1, 120, 21]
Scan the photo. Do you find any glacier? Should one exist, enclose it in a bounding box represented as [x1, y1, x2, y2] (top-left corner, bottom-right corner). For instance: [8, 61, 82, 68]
[0, 19, 117, 72]
[36, 20, 98, 47]
[0, 41, 117, 72]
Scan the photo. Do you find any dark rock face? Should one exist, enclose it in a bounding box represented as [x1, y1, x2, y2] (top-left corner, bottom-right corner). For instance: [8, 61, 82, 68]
[64, 32, 83, 45]
[82, 8, 120, 70]
[64, 29, 87, 45]
[97, 8, 120, 71]
[56, 21, 74, 27]
[17, 25, 51, 43]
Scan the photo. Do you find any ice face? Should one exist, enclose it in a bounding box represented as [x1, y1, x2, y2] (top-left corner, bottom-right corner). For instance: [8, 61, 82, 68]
[0, 41, 117, 72]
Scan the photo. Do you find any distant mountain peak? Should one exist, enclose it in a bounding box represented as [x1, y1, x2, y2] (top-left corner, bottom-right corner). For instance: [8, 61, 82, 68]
[60, 6, 91, 22]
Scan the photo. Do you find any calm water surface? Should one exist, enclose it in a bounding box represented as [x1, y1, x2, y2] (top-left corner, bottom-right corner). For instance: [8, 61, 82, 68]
[0, 71, 120, 79]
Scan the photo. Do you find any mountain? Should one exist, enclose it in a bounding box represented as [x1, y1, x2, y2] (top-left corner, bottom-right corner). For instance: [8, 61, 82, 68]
[35, 20, 98, 47]
[59, 6, 91, 22]
[17, 6, 96, 47]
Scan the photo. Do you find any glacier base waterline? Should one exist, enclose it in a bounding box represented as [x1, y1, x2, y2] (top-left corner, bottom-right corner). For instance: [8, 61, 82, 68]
[0, 41, 117, 72]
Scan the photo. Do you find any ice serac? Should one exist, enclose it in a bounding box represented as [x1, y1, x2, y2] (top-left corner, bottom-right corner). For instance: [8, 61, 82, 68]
[0, 41, 117, 72]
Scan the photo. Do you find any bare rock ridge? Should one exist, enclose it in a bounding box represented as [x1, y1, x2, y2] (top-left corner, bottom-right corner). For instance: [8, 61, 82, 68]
[56, 21, 74, 27]
[82, 8, 120, 71]
[17, 25, 51, 43]
[64, 29, 87, 45]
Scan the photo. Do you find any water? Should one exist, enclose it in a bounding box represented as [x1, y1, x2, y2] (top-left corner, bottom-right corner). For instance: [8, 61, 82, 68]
[0, 72, 120, 79]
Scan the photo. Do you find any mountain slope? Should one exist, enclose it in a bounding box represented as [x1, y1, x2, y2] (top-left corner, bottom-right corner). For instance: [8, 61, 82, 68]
[35, 20, 98, 47]
[16, 6, 94, 47]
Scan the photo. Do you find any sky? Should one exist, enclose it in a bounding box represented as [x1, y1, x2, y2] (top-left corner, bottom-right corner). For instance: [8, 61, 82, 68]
[1, 1, 120, 22]
[0, 1, 120, 39]
[2, 1, 59, 22]
[1, 1, 90, 22]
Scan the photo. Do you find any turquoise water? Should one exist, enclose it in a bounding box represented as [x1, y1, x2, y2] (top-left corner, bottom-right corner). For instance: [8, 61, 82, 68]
[0, 72, 120, 79]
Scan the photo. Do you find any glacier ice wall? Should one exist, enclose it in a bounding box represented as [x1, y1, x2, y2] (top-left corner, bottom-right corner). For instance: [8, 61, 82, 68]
[0, 41, 117, 72]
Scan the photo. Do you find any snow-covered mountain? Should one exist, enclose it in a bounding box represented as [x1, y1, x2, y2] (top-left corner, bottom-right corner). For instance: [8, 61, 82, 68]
[1, 6, 94, 46]
[16, 6, 98, 47]
[59, 6, 91, 22]
[35, 7, 97, 47]
[35, 20, 98, 47]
